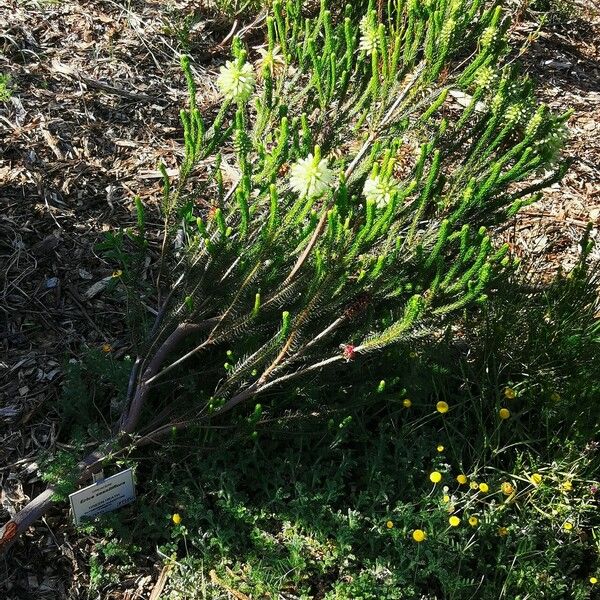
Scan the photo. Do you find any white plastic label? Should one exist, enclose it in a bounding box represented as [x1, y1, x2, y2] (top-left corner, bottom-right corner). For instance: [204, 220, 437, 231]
[69, 468, 135, 525]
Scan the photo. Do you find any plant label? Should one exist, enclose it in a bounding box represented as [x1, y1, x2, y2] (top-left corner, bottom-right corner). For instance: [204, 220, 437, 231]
[69, 468, 135, 525]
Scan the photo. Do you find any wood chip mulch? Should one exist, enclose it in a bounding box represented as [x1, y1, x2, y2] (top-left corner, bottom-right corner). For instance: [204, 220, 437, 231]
[507, 4, 600, 274]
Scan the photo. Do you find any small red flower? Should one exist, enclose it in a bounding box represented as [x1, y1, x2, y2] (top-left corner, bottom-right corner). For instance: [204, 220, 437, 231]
[342, 344, 356, 360]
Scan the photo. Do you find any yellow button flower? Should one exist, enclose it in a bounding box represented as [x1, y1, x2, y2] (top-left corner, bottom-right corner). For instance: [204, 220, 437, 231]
[386, 520, 394, 529]
[530, 473, 543, 485]
[112, 269, 123, 278]
[561, 480, 573, 492]
[478, 483, 489, 493]
[497, 526, 508, 537]
[430, 471, 442, 484]
[501, 482, 514, 496]
[172, 513, 182, 525]
[101, 343, 112, 353]
[412, 529, 426, 542]
[550, 392, 561, 402]
[443, 494, 450, 503]
[590, 577, 598, 584]
[504, 387, 517, 399]
[457, 474, 468, 485]
[563, 521, 573, 531]
[437, 445, 444, 452]
[449, 516, 460, 527]
[499, 408, 511, 420]
[468, 516, 479, 527]
[436, 401, 449, 414]
[403, 398, 412, 408]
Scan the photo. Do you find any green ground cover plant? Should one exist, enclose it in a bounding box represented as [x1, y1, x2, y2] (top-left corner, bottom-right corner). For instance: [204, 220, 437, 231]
[81, 251, 600, 598]
[2, 1, 597, 595]
[0, 73, 14, 101]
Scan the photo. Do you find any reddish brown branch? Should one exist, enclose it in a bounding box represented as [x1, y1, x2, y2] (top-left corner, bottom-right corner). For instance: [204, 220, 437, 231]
[119, 322, 205, 433]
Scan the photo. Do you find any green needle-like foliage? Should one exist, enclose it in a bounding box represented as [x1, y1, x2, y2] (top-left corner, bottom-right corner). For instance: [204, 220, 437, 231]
[140, 0, 569, 427]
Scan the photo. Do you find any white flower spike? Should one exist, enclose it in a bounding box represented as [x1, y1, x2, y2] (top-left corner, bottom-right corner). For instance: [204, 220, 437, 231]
[363, 175, 399, 208]
[359, 15, 378, 54]
[289, 148, 335, 198]
[217, 60, 255, 102]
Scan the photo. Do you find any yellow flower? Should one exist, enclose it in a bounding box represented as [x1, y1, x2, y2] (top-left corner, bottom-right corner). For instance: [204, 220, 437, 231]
[430, 471, 442, 484]
[437, 445, 444, 452]
[499, 408, 511, 420]
[449, 516, 460, 527]
[561, 480, 573, 492]
[112, 269, 123, 278]
[468, 516, 479, 527]
[386, 520, 394, 529]
[172, 513, 182, 525]
[436, 401, 449, 414]
[590, 577, 598, 584]
[563, 521, 573, 531]
[478, 483, 489, 493]
[504, 387, 517, 399]
[412, 529, 426, 542]
[530, 473, 543, 485]
[497, 526, 509, 537]
[101, 343, 112, 353]
[403, 398, 412, 408]
[550, 392, 561, 402]
[457, 474, 468, 485]
[443, 494, 450, 503]
[470, 481, 479, 490]
[501, 482, 514, 496]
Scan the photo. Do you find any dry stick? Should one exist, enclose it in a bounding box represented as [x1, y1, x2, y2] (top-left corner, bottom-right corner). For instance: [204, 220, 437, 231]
[0, 447, 105, 555]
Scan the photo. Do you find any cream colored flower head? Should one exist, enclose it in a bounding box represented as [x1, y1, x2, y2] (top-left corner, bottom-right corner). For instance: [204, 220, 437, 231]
[363, 175, 398, 209]
[217, 60, 255, 102]
[475, 66, 495, 89]
[359, 15, 378, 54]
[290, 149, 335, 198]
